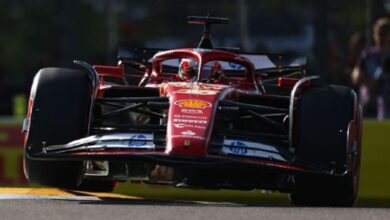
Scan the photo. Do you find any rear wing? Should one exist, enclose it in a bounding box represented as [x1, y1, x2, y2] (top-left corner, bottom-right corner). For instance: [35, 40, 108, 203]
[118, 48, 306, 69]
[118, 47, 307, 81]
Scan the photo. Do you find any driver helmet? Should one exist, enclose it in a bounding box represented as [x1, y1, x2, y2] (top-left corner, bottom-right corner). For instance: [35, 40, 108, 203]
[204, 61, 223, 82]
[178, 58, 198, 81]
[211, 61, 222, 79]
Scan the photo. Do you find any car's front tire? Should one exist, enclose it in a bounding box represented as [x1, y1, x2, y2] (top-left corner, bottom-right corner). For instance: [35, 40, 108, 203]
[289, 85, 361, 207]
[24, 67, 92, 189]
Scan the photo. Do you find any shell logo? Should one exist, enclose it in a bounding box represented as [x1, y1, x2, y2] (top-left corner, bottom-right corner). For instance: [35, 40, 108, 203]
[174, 100, 212, 108]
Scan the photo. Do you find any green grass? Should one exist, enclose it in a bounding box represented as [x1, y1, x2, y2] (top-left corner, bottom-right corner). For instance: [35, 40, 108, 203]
[115, 183, 290, 205]
[359, 120, 390, 198]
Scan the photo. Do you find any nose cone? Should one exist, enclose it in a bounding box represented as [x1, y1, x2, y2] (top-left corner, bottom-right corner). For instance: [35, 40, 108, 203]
[163, 83, 230, 156]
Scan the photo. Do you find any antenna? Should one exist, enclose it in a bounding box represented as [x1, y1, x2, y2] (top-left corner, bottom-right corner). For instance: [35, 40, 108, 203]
[187, 16, 229, 49]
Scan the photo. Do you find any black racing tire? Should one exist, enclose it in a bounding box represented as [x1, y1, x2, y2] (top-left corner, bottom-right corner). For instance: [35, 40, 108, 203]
[24, 67, 92, 189]
[289, 85, 361, 207]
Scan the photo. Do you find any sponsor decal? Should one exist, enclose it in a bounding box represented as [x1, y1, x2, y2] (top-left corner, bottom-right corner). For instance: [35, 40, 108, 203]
[174, 114, 207, 119]
[128, 134, 147, 147]
[175, 89, 218, 95]
[181, 115, 207, 119]
[199, 85, 227, 90]
[221, 139, 286, 161]
[174, 100, 211, 108]
[181, 130, 196, 136]
[224, 139, 279, 153]
[169, 83, 193, 89]
[173, 118, 207, 124]
[181, 108, 203, 114]
[173, 123, 185, 129]
[170, 84, 226, 91]
[184, 140, 191, 149]
[228, 62, 243, 70]
[228, 141, 248, 155]
[173, 123, 206, 130]
[171, 135, 205, 140]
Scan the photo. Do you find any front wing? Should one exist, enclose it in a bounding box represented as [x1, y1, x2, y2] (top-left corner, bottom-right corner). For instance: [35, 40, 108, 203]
[26, 132, 345, 176]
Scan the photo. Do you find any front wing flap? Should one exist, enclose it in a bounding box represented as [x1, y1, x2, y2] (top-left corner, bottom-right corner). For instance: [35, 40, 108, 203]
[26, 133, 344, 176]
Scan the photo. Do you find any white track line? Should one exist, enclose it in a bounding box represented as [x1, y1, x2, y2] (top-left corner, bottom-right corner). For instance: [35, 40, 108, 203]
[0, 194, 101, 201]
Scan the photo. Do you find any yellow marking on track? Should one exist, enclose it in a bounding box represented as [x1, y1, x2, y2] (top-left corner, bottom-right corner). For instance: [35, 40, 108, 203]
[0, 188, 141, 200]
[0, 188, 74, 196]
[73, 191, 142, 200]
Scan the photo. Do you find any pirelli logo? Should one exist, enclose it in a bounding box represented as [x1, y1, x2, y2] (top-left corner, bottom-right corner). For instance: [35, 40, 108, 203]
[174, 100, 211, 108]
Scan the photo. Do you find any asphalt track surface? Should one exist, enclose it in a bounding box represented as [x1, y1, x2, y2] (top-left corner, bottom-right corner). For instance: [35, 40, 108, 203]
[0, 188, 390, 220]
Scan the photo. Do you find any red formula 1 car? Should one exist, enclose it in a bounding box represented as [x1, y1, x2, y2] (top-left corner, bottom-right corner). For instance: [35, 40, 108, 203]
[23, 16, 362, 206]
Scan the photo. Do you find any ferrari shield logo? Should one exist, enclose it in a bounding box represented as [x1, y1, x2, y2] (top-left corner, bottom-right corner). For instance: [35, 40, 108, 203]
[184, 140, 191, 149]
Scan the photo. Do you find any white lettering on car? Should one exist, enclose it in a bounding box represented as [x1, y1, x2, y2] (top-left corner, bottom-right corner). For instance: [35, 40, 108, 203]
[181, 108, 203, 114]
[173, 118, 207, 124]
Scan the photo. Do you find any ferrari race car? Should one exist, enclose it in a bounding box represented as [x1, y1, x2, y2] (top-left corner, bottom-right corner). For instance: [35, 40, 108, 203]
[23, 16, 362, 206]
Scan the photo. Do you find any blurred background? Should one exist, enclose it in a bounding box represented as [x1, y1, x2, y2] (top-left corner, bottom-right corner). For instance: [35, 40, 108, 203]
[0, 0, 390, 206]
